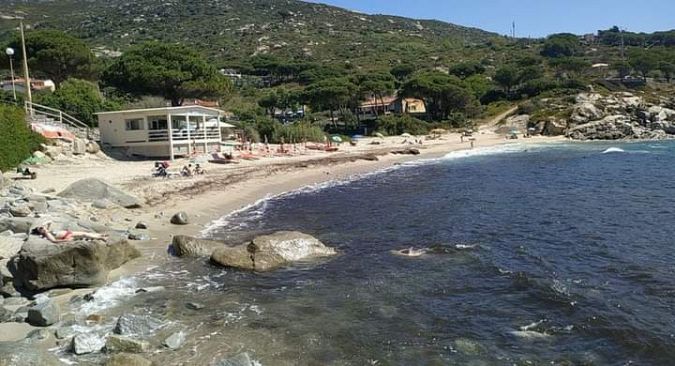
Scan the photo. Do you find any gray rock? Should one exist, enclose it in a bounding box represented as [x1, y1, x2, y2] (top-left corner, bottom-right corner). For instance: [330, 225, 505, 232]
[215, 353, 255, 366]
[163, 331, 186, 350]
[72, 332, 106, 354]
[0, 306, 12, 322]
[72, 139, 87, 155]
[8, 205, 31, 218]
[9, 239, 141, 291]
[0, 217, 35, 234]
[0, 341, 62, 365]
[113, 314, 164, 337]
[571, 102, 604, 124]
[186, 302, 205, 310]
[2, 297, 29, 307]
[12, 310, 28, 323]
[105, 334, 151, 353]
[391, 148, 420, 155]
[170, 212, 189, 225]
[171, 235, 222, 257]
[105, 353, 153, 366]
[86, 141, 101, 154]
[58, 178, 142, 208]
[134, 222, 148, 230]
[127, 229, 150, 241]
[55, 325, 78, 340]
[0, 235, 23, 262]
[27, 300, 60, 326]
[28, 201, 47, 214]
[211, 231, 337, 272]
[92, 199, 113, 209]
[135, 286, 164, 294]
[25, 328, 53, 343]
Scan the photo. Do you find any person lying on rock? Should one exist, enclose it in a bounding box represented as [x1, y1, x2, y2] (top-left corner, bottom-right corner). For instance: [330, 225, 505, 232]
[33, 222, 107, 243]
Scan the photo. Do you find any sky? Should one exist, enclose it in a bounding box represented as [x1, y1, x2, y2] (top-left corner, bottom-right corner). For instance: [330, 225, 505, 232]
[306, 0, 674, 37]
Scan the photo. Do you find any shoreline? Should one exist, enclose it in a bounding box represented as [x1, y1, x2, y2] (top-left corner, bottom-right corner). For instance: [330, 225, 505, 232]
[110, 134, 565, 277]
[1, 133, 564, 343]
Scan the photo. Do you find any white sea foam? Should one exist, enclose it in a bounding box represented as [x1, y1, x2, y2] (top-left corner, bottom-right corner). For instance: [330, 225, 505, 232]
[602, 147, 625, 154]
[76, 277, 138, 315]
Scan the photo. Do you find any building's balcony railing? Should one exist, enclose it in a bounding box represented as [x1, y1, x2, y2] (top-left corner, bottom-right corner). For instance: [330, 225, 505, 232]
[147, 128, 220, 142]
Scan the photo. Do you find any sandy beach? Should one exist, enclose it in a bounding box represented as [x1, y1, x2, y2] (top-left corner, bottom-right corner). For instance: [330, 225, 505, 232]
[19, 131, 563, 279]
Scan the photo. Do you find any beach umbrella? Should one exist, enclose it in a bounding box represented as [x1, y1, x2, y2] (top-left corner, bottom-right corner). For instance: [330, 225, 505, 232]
[401, 133, 412, 138]
[375, 132, 385, 139]
[331, 135, 343, 143]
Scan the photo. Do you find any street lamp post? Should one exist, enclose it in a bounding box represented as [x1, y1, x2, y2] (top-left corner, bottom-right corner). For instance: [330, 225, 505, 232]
[5, 47, 16, 101]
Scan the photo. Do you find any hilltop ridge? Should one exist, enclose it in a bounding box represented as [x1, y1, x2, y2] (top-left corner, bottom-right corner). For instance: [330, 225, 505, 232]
[0, 0, 498, 68]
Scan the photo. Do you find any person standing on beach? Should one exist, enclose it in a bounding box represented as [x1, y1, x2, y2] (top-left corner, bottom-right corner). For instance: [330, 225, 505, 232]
[470, 140, 475, 149]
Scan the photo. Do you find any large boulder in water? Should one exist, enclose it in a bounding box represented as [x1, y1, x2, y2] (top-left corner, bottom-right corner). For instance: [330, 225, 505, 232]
[58, 178, 142, 208]
[9, 239, 141, 291]
[171, 235, 222, 257]
[210, 231, 337, 272]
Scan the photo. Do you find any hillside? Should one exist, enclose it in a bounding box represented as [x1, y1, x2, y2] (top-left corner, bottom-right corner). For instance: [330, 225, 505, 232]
[0, 0, 500, 69]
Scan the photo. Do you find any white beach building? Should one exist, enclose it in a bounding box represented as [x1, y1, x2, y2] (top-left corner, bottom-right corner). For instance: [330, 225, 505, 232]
[96, 106, 231, 160]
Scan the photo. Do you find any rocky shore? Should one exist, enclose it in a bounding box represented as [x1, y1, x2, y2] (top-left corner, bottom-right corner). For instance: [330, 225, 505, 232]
[501, 91, 675, 140]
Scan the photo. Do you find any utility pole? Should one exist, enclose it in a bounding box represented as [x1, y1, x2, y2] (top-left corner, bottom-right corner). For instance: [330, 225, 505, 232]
[512, 21, 516, 39]
[19, 20, 33, 113]
[620, 27, 625, 61]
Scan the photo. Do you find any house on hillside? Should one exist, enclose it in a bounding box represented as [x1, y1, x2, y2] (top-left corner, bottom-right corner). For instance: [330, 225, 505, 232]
[1, 78, 55, 94]
[96, 106, 229, 160]
[356, 96, 426, 120]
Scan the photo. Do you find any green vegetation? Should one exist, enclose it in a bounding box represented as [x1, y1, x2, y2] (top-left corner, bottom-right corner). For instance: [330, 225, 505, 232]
[1, 1, 674, 141]
[5, 30, 99, 86]
[0, 105, 45, 171]
[36, 78, 119, 126]
[102, 42, 232, 106]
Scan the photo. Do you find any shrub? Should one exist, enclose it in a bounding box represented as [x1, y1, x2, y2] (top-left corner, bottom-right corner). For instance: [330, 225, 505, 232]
[376, 115, 429, 136]
[36, 78, 120, 127]
[0, 106, 45, 171]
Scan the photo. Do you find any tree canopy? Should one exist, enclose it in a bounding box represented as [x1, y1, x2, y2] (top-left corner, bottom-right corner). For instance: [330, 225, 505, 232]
[541, 33, 582, 58]
[6, 30, 98, 86]
[36, 78, 119, 126]
[102, 42, 232, 106]
[302, 77, 358, 123]
[401, 71, 479, 120]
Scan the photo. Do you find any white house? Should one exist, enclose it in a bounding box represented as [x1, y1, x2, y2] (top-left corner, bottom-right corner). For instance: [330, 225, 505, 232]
[96, 106, 228, 160]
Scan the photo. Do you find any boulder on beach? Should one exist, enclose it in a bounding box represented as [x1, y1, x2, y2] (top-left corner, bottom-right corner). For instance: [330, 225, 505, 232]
[9, 239, 141, 291]
[57, 178, 143, 209]
[171, 236, 222, 257]
[26, 299, 60, 326]
[106, 334, 150, 353]
[72, 333, 106, 354]
[170, 212, 189, 225]
[0, 341, 63, 365]
[391, 148, 420, 155]
[210, 231, 337, 272]
[113, 313, 164, 337]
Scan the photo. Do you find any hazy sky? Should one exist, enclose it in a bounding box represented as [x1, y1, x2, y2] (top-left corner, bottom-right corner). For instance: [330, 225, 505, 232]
[306, 0, 674, 37]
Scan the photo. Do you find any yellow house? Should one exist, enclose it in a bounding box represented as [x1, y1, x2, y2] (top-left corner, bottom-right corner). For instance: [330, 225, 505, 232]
[96, 106, 227, 160]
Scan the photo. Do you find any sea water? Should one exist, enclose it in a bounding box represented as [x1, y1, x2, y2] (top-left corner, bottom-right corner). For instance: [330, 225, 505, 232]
[74, 141, 675, 365]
